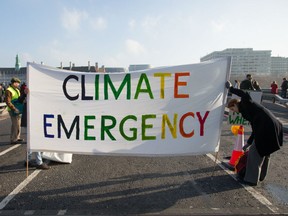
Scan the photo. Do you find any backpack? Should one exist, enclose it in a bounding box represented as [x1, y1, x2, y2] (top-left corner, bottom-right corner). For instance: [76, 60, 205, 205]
[235, 151, 248, 179]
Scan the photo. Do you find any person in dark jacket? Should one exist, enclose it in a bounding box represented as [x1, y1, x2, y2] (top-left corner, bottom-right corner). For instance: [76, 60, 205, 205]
[240, 74, 255, 90]
[18, 87, 50, 170]
[281, 78, 288, 98]
[226, 81, 283, 186]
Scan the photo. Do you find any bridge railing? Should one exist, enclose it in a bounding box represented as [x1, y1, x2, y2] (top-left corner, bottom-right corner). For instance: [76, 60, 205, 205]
[0, 102, 7, 114]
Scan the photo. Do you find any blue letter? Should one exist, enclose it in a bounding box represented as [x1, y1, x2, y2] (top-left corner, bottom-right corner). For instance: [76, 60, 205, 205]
[44, 114, 54, 138]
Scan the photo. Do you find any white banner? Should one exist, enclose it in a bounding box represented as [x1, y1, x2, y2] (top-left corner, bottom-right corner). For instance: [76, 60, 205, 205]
[27, 58, 230, 155]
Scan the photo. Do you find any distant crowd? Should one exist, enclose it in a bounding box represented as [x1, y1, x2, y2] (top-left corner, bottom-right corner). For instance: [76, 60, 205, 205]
[0, 82, 27, 103]
[233, 74, 288, 98]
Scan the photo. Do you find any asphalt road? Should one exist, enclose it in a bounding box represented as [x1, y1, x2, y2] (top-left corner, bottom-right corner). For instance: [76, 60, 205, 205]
[0, 100, 288, 215]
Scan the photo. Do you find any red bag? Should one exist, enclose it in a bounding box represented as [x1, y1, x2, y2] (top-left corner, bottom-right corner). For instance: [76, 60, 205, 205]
[235, 151, 248, 179]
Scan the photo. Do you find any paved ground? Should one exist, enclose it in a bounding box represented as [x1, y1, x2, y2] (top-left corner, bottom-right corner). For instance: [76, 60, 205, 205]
[0, 100, 288, 215]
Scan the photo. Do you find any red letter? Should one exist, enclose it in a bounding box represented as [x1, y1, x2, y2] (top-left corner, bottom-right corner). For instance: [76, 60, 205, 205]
[179, 112, 194, 138]
[174, 72, 190, 98]
[196, 111, 210, 136]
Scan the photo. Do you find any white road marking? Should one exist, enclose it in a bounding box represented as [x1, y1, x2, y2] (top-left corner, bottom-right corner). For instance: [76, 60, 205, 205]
[0, 170, 41, 210]
[24, 210, 35, 215]
[0, 144, 21, 156]
[57, 209, 67, 215]
[206, 153, 278, 213]
[0, 149, 280, 213]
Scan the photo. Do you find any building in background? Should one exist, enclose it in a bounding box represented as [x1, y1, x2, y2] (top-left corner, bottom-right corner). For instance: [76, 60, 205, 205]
[0, 55, 26, 86]
[200, 48, 272, 75]
[1, 51, 287, 87]
[128, 64, 151, 72]
[105, 67, 126, 73]
[15, 54, 21, 72]
[0, 58, 128, 86]
[271, 56, 288, 74]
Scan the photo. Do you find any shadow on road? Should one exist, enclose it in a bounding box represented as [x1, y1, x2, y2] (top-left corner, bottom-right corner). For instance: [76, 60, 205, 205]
[3, 167, 244, 215]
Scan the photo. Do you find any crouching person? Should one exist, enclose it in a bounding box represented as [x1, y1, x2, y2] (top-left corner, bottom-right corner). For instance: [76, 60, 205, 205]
[225, 81, 283, 186]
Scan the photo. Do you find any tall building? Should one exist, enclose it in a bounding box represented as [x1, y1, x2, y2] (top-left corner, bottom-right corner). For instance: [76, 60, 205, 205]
[271, 57, 288, 74]
[200, 48, 272, 75]
[15, 54, 21, 72]
[0, 54, 26, 86]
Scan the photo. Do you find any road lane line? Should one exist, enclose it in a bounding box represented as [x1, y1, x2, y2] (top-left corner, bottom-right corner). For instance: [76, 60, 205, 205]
[24, 210, 35, 215]
[0, 144, 21, 156]
[0, 170, 41, 210]
[57, 209, 67, 215]
[206, 153, 279, 214]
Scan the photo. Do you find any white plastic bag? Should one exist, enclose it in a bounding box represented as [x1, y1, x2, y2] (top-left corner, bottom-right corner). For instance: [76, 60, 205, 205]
[42, 152, 73, 164]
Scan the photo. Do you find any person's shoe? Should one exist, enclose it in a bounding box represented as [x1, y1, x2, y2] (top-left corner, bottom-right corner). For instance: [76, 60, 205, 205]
[24, 161, 37, 168]
[11, 139, 24, 144]
[36, 163, 50, 170]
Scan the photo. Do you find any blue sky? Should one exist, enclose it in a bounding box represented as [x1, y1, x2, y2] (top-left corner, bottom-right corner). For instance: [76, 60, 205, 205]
[1, 0, 288, 68]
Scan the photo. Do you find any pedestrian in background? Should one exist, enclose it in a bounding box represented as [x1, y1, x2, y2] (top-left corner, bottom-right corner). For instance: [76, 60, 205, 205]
[252, 80, 261, 91]
[0, 83, 5, 102]
[281, 78, 288, 98]
[226, 81, 283, 186]
[234, 80, 240, 89]
[240, 74, 255, 90]
[270, 81, 278, 94]
[4, 77, 24, 144]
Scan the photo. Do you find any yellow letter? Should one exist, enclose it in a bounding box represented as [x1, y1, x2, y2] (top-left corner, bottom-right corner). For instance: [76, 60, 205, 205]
[162, 113, 178, 139]
[154, 73, 171, 99]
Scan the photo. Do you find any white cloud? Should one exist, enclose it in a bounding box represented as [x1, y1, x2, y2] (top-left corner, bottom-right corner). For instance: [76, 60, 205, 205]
[141, 15, 162, 32]
[211, 20, 226, 32]
[36, 40, 85, 67]
[125, 39, 146, 55]
[128, 19, 136, 29]
[90, 17, 107, 30]
[61, 8, 88, 31]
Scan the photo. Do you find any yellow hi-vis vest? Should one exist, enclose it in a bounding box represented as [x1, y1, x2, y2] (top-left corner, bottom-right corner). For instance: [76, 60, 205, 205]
[6, 86, 20, 111]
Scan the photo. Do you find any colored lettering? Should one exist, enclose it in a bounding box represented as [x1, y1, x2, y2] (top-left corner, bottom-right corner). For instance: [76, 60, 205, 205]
[174, 72, 190, 98]
[62, 72, 191, 101]
[43, 110, 210, 141]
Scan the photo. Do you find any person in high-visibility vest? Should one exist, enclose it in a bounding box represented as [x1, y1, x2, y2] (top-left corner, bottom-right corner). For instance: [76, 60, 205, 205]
[5, 77, 24, 144]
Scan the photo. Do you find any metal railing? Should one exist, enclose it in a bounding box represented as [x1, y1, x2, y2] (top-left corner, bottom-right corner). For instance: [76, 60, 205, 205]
[0, 102, 7, 114]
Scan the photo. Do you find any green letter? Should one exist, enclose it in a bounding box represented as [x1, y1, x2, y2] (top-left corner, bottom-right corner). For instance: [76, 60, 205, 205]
[104, 74, 131, 100]
[142, 114, 156, 140]
[84, 116, 96, 140]
[120, 115, 137, 141]
[94, 75, 99, 100]
[101, 115, 116, 140]
[134, 73, 154, 99]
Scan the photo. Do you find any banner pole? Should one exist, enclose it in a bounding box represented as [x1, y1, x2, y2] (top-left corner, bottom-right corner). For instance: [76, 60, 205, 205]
[26, 150, 29, 178]
[26, 62, 30, 178]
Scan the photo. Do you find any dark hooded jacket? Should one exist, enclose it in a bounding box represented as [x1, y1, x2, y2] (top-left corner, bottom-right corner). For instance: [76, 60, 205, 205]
[229, 87, 283, 157]
[18, 91, 27, 127]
